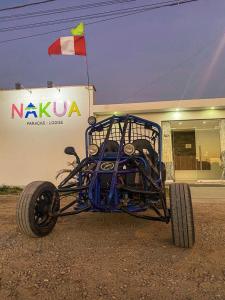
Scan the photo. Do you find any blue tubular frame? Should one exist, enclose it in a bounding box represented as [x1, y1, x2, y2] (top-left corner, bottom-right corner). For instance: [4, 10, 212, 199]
[107, 115, 129, 206]
[87, 118, 114, 209]
[85, 114, 163, 180]
[56, 114, 169, 221]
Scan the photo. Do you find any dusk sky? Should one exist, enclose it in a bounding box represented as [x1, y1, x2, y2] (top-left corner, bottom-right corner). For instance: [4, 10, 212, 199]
[0, 0, 225, 104]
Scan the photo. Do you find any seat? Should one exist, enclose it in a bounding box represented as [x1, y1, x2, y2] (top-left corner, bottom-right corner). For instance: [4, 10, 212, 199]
[103, 140, 119, 153]
[99, 140, 119, 158]
[125, 139, 159, 186]
[132, 139, 158, 162]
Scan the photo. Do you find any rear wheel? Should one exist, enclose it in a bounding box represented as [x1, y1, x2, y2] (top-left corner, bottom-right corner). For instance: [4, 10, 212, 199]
[169, 183, 195, 248]
[16, 181, 60, 237]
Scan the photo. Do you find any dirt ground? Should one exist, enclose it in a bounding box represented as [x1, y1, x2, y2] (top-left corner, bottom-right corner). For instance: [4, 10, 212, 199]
[0, 195, 225, 300]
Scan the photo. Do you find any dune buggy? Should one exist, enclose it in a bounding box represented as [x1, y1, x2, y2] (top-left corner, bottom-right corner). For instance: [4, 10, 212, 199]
[16, 114, 195, 248]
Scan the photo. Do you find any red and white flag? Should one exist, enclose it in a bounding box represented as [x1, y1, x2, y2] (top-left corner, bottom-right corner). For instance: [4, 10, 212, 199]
[48, 36, 86, 56]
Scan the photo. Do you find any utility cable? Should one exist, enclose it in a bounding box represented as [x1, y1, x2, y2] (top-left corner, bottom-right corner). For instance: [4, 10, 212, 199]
[0, 0, 58, 12]
[0, 0, 139, 22]
[0, 0, 199, 34]
[0, 0, 200, 45]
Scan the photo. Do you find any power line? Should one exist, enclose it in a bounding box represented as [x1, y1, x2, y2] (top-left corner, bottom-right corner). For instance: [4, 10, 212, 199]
[0, 0, 200, 45]
[87, 0, 198, 25]
[0, 0, 138, 22]
[0, 0, 198, 33]
[0, 0, 58, 12]
[0, 1, 176, 32]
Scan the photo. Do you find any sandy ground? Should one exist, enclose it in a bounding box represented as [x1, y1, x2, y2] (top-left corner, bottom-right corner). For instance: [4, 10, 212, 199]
[0, 195, 225, 300]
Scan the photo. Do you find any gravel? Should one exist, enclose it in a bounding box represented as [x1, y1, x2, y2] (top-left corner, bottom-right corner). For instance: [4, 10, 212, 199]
[0, 195, 225, 300]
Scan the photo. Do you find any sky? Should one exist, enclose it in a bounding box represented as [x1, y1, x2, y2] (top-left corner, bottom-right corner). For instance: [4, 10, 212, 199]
[0, 0, 225, 104]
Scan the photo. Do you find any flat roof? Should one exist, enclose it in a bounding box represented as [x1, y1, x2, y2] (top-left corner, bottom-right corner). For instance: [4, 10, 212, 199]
[0, 84, 96, 92]
[93, 97, 225, 115]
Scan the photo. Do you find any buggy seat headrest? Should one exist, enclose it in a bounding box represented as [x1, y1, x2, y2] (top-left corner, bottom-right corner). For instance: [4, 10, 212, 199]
[101, 140, 119, 153]
[132, 139, 158, 160]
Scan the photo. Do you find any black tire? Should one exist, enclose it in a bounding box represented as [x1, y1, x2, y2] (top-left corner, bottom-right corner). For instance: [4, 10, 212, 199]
[161, 162, 166, 183]
[16, 181, 60, 237]
[169, 183, 195, 248]
[154, 162, 166, 209]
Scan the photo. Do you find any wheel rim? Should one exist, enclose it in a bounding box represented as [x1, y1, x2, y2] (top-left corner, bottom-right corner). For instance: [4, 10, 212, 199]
[34, 191, 53, 226]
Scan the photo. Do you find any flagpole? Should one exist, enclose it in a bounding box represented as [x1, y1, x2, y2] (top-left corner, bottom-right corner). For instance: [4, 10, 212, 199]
[84, 23, 92, 118]
[85, 53, 91, 117]
[70, 22, 91, 117]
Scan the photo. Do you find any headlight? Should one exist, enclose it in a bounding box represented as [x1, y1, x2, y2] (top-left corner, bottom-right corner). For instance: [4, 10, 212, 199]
[88, 144, 99, 156]
[124, 143, 135, 156]
[88, 116, 97, 126]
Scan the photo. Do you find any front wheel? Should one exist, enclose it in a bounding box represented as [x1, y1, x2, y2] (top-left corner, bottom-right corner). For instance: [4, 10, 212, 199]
[16, 181, 60, 237]
[169, 183, 195, 248]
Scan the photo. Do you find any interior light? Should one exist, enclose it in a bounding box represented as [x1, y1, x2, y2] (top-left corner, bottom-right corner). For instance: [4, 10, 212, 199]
[203, 121, 206, 124]
[178, 122, 183, 125]
[114, 111, 123, 116]
[211, 107, 215, 110]
[174, 111, 181, 118]
[176, 108, 180, 111]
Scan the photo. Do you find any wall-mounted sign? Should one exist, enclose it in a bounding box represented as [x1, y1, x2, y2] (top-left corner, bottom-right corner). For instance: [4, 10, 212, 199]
[185, 144, 192, 149]
[0, 86, 93, 185]
[11, 100, 81, 126]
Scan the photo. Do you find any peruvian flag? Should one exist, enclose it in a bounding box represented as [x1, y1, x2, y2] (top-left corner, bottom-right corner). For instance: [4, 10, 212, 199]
[48, 36, 86, 56]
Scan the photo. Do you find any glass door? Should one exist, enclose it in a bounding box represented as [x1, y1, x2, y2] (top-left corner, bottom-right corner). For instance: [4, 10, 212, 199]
[172, 128, 198, 182]
[171, 119, 221, 182]
[195, 121, 221, 181]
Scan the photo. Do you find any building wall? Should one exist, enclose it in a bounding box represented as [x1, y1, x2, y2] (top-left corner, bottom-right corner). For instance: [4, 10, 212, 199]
[1, 89, 225, 186]
[0, 86, 94, 186]
[95, 109, 225, 124]
[161, 121, 174, 180]
[95, 109, 225, 181]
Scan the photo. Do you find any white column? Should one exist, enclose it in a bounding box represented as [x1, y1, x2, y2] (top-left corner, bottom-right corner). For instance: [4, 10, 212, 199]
[219, 119, 225, 179]
[162, 121, 175, 181]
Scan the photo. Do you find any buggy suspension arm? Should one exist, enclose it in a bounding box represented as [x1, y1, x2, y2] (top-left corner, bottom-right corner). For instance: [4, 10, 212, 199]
[120, 207, 170, 223]
[58, 185, 88, 193]
[51, 205, 91, 217]
[58, 157, 91, 189]
[128, 157, 169, 218]
[117, 184, 160, 194]
[130, 157, 161, 192]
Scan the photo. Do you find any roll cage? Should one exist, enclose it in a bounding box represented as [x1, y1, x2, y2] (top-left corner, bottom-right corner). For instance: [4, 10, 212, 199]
[56, 115, 169, 222]
[86, 114, 162, 164]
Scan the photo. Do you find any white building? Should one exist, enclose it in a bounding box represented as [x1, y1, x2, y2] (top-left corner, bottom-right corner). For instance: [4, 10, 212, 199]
[1, 84, 225, 185]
